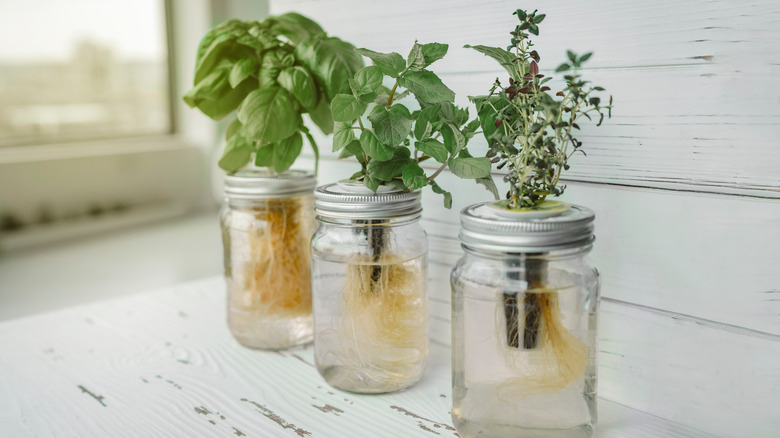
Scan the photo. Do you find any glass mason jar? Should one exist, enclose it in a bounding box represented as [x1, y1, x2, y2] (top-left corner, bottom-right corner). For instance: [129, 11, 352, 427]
[451, 202, 600, 438]
[220, 169, 316, 350]
[311, 182, 428, 393]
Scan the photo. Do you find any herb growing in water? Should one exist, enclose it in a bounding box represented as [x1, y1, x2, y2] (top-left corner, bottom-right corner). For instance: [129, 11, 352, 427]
[468, 9, 611, 393]
[185, 13, 363, 349]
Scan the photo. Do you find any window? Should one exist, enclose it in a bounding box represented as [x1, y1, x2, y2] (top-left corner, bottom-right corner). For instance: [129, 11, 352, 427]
[0, 0, 171, 147]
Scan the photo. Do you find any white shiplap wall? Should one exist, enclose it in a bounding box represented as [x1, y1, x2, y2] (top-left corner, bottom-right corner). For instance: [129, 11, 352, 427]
[275, 1, 780, 436]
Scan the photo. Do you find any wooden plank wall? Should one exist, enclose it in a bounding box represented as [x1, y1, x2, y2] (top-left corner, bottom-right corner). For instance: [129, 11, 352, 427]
[270, 1, 780, 436]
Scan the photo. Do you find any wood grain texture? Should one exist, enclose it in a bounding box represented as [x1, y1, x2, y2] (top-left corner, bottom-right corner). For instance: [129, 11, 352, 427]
[273, 0, 780, 197]
[0, 277, 716, 437]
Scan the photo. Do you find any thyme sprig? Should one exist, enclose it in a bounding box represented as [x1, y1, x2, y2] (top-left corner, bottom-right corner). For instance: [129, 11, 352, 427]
[468, 9, 613, 209]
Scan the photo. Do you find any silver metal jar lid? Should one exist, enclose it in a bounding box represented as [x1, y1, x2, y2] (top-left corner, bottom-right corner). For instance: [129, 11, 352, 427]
[223, 169, 316, 199]
[314, 182, 422, 220]
[459, 201, 595, 253]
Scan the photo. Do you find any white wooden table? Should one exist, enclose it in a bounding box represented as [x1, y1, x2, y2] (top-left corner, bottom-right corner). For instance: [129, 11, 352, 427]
[0, 276, 714, 437]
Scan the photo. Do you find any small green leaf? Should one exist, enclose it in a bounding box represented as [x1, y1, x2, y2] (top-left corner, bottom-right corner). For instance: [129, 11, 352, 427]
[332, 122, 355, 152]
[350, 66, 383, 96]
[415, 139, 448, 163]
[397, 70, 455, 104]
[368, 105, 413, 146]
[364, 176, 381, 192]
[273, 132, 303, 172]
[277, 66, 317, 109]
[402, 162, 427, 189]
[367, 149, 412, 181]
[567, 50, 577, 63]
[448, 156, 491, 179]
[226, 118, 242, 139]
[406, 42, 425, 71]
[463, 45, 517, 78]
[342, 140, 364, 160]
[580, 52, 593, 63]
[219, 133, 252, 172]
[229, 58, 256, 88]
[441, 123, 466, 155]
[555, 63, 570, 72]
[414, 105, 441, 140]
[360, 130, 394, 161]
[476, 176, 500, 200]
[238, 86, 300, 143]
[330, 94, 367, 123]
[533, 14, 546, 23]
[420, 43, 448, 67]
[355, 48, 406, 78]
[254, 144, 274, 167]
[429, 180, 452, 209]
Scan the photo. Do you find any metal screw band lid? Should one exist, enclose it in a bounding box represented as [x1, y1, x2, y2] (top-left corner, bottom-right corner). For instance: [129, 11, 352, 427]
[223, 169, 317, 199]
[315, 182, 422, 220]
[459, 201, 595, 253]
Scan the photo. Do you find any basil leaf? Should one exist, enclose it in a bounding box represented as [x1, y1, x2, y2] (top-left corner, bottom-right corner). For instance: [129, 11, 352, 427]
[360, 130, 394, 162]
[194, 20, 250, 84]
[229, 58, 256, 88]
[402, 162, 427, 189]
[413, 105, 441, 140]
[429, 180, 452, 209]
[257, 49, 286, 88]
[331, 94, 367, 123]
[238, 86, 300, 143]
[308, 96, 334, 134]
[415, 139, 448, 163]
[193, 77, 257, 121]
[448, 156, 491, 179]
[226, 119, 242, 139]
[268, 12, 324, 45]
[421, 43, 448, 67]
[277, 66, 317, 109]
[355, 48, 405, 78]
[350, 66, 383, 96]
[254, 144, 274, 167]
[397, 70, 455, 104]
[273, 132, 303, 172]
[218, 132, 252, 172]
[367, 105, 413, 146]
[332, 122, 355, 152]
[406, 42, 425, 71]
[463, 44, 517, 78]
[296, 34, 364, 98]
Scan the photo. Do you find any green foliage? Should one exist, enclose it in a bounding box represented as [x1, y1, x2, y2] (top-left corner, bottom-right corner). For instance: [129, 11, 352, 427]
[467, 9, 613, 209]
[183, 13, 363, 173]
[331, 41, 495, 208]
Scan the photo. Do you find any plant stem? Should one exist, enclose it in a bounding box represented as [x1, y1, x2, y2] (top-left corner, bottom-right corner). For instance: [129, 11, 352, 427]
[426, 161, 448, 182]
[387, 82, 399, 106]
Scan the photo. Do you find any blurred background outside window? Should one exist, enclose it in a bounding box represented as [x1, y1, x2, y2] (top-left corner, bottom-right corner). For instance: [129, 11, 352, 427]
[0, 0, 171, 147]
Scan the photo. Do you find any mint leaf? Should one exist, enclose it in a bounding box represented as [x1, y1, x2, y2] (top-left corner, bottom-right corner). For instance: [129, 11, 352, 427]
[406, 42, 425, 71]
[413, 105, 441, 140]
[367, 149, 412, 181]
[342, 139, 364, 160]
[332, 122, 355, 152]
[273, 132, 303, 172]
[402, 162, 427, 189]
[421, 43, 448, 67]
[429, 180, 452, 209]
[360, 130, 394, 161]
[441, 123, 466, 155]
[350, 66, 383, 96]
[355, 48, 406, 78]
[238, 86, 300, 143]
[397, 70, 455, 104]
[448, 156, 491, 179]
[254, 144, 274, 167]
[229, 58, 256, 88]
[364, 176, 381, 192]
[368, 105, 413, 146]
[476, 176, 500, 200]
[464, 44, 517, 78]
[415, 139, 448, 163]
[219, 133, 252, 172]
[277, 66, 317, 109]
[330, 94, 367, 123]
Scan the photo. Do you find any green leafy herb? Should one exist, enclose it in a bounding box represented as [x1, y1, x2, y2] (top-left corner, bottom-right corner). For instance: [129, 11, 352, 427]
[332, 42, 494, 207]
[183, 13, 363, 173]
[467, 9, 613, 209]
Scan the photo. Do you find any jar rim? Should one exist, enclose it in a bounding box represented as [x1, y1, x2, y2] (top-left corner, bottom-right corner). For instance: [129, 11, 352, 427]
[314, 182, 422, 219]
[224, 169, 316, 199]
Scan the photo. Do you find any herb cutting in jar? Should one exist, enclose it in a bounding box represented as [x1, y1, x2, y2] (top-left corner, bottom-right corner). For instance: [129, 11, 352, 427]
[467, 8, 612, 395]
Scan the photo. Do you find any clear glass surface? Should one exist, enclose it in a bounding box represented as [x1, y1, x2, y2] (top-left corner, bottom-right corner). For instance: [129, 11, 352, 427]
[221, 194, 315, 350]
[311, 217, 428, 393]
[451, 248, 600, 438]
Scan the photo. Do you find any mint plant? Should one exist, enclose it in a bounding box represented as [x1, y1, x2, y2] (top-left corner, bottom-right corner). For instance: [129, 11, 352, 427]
[330, 42, 495, 208]
[467, 9, 612, 209]
[183, 13, 363, 173]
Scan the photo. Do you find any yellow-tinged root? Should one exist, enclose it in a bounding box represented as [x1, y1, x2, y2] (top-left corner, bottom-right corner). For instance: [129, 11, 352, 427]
[337, 253, 428, 386]
[228, 196, 313, 318]
[497, 290, 587, 399]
